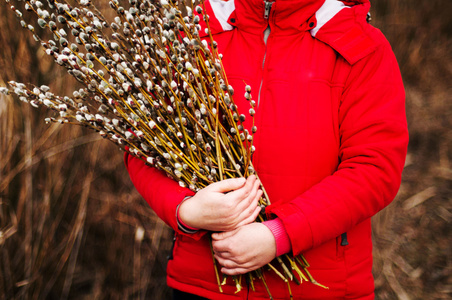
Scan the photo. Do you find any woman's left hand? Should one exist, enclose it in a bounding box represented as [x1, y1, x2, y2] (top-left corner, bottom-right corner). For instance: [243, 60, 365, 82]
[211, 223, 276, 275]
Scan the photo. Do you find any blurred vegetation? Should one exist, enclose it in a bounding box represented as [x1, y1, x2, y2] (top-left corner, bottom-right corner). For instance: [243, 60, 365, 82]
[0, 0, 450, 299]
[371, 1, 452, 299]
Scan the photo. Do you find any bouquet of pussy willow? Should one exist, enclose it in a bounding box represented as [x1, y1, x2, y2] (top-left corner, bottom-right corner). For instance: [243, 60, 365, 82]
[2, 0, 326, 297]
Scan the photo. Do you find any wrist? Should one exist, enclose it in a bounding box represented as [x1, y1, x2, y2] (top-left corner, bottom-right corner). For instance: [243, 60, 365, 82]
[177, 196, 199, 233]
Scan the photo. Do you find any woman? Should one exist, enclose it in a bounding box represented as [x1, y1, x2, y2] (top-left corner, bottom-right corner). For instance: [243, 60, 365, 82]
[125, 0, 409, 298]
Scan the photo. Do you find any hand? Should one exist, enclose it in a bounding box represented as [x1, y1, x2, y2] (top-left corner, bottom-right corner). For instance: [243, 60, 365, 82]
[211, 223, 276, 275]
[179, 175, 263, 231]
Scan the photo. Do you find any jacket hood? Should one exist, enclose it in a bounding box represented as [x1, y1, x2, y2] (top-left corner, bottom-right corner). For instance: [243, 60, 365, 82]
[206, 0, 370, 33]
[203, 0, 374, 64]
[222, 0, 324, 33]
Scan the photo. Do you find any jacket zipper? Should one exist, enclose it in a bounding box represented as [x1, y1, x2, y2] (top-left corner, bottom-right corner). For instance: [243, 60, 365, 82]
[263, 1, 274, 19]
[249, 4, 274, 297]
[258, 1, 274, 107]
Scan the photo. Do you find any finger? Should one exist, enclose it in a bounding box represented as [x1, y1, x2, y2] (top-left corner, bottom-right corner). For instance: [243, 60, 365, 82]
[225, 176, 257, 206]
[210, 177, 246, 193]
[234, 189, 263, 225]
[246, 188, 262, 210]
[221, 267, 251, 276]
[236, 206, 261, 228]
[214, 255, 236, 268]
[212, 241, 231, 254]
[215, 251, 250, 266]
[242, 177, 260, 207]
[215, 255, 249, 269]
[249, 178, 261, 203]
[211, 228, 238, 241]
[235, 179, 261, 211]
[213, 250, 233, 259]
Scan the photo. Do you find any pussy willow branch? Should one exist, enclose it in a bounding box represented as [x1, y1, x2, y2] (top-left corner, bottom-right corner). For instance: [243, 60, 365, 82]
[1, 0, 325, 297]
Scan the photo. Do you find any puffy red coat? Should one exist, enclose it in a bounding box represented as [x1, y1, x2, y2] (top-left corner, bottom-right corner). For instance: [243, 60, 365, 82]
[125, 0, 408, 298]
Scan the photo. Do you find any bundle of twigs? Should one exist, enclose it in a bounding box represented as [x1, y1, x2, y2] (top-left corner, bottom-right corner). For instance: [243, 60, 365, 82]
[1, 0, 325, 297]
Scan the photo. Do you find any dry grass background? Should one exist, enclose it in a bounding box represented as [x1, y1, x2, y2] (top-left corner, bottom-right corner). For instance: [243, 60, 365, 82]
[0, 0, 450, 299]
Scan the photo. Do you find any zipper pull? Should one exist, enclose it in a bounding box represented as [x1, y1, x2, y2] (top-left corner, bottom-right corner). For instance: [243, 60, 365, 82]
[263, 1, 274, 20]
[340, 232, 349, 246]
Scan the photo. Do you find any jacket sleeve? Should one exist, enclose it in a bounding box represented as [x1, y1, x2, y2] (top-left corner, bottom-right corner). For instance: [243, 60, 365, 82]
[267, 36, 409, 255]
[124, 153, 206, 239]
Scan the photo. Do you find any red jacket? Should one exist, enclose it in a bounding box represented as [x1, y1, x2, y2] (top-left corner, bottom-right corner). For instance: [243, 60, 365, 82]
[125, 0, 408, 298]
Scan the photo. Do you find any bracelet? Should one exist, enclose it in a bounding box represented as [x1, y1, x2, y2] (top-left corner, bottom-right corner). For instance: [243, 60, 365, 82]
[176, 196, 199, 234]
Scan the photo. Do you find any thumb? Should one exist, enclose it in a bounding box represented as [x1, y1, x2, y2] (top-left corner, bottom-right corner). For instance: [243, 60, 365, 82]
[211, 228, 238, 241]
[210, 177, 246, 193]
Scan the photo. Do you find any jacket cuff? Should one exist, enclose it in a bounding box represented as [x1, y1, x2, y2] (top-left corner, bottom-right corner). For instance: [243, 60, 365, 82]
[267, 202, 314, 255]
[263, 218, 292, 257]
[176, 196, 200, 233]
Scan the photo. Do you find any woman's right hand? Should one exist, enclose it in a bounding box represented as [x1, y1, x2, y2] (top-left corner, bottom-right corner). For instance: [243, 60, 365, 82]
[178, 175, 263, 232]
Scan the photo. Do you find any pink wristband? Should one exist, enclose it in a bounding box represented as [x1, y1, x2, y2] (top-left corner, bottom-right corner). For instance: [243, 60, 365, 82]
[263, 218, 292, 257]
